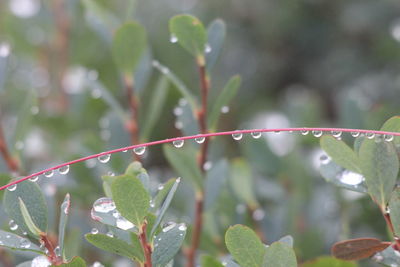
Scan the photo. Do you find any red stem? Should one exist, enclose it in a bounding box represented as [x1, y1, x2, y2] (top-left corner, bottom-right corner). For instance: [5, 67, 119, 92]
[40, 233, 62, 265]
[139, 222, 152, 267]
[1, 127, 399, 191]
[382, 209, 400, 250]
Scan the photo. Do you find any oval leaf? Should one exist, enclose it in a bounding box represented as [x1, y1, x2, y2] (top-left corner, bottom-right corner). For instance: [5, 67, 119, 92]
[152, 223, 187, 265]
[111, 174, 150, 227]
[57, 256, 87, 267]
[225, 225, 265, 267]
[320, 136, 360, 173]
[263, 242, 297, 267]
[19, 198, 42, 237]
[112, 22, 147, 73]
[331, 238, 391, 261]
[389, 187, 400, 237]
[0, 230, 42, 254]
[206, 19, 226, 70]
[85, 233, 144, 262]
[169, 15, 207, 62]
[359, 139, 399, 208]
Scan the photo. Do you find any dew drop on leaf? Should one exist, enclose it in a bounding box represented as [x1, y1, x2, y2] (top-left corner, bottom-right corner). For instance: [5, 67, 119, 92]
[7, 184, 17, 191]
[93, 197, 116, 213]
[221, 106, 230, 113]
[205, 43, 212, 53]
[115, 217, 135, 230]
[172, 140, 184, 148]
[58, 165, 70, 175]
[98, 154, 111, 163]
[251, 132, 262, 139]
[91, 228, 99, 234]
[19, 238, 30, 249]
[92, 262, 105, 267]
[312, 130, 323, 137]
[162, 222, 177, 232]
[338, 170, 364, 186]
[9, 220, 18, 231]
[133, 146, 146, 155]
[232, 132, 243, 141]
[319, 154, 330, 165]
[44, 170, 54, 178]
[106, 231, 114, 238]
[157, 184, 164, 190]
[169, 34, 178, 43]
[195, 136, 205, 144]
[178, 224, 187, 231]
[54, 246, 61, 256]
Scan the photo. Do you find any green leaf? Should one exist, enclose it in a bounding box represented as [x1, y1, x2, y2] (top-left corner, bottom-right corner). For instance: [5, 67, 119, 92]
[151, 178, 181, 237]
[230, 159, 258, 208]
[278, 235, 294, 248]
[263, 242, 297, 267]
[359, 139, 399, 208]
[0, 230, 43, 254]
[4, 180, 48, 236]
[206, 19, 226, 71]
[55, 256, 87, 267]
[163, 144, 203, 190]
[112, 22, 147, 73]
[201, 255, 224, 267]
[302, 256, 357, 267]
[59, 194, 71, 261]
[320, 136, 360, 173]
[0, 173, 11, 200]
[380, 116, 400, 145]
[18, 198, 42, 237]
[63, 229, 82, 262]
[205, 159, 229, 210]
[169, 15, 207, 62]
[151, 179, 176, 212]
[152, 223, 187, 266]
[389, 187, 400, 237]
[208, 75, 241, 131]
[141, 76, 169, 141]
[225, 225, 265, 267]
[111, 174, 150, 226]
[85, 233, 144, 262]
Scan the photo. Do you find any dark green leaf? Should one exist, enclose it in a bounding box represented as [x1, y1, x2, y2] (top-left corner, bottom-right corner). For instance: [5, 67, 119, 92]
[55, 256, 87, 267]
[201, 255, 224, 267]
[169, 15, 207, 62]
[320, 136, 360, 173]
[0, 230, 42, 254]
[85, 233, 144, 262]
[152, 223, 187, 266]
[19, 198, 42, 237]
[111, 174, 150, 226]
[151, 178, 181, 236]
[59, 194, 71, 260]
[225, 225, 265, 267]
[208, 75, 241, 131]
[163, 144, 203, 190]
[112, 22, 147, 73]
[389, 187, 400, 237]
[263, 242, 297, 267]
[302, 256, 358, 267]
[359, 139, 399, 207]
[4, 180, 48, 236]
[206, 19, 226, 70]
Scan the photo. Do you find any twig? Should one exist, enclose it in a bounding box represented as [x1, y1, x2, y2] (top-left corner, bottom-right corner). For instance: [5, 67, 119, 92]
[0, 124, 19, 173]
[1, 127, 399, 191]
[382, 209, 400, 250]
[40, 233, 63, 265]
[139, 221, 152, 267]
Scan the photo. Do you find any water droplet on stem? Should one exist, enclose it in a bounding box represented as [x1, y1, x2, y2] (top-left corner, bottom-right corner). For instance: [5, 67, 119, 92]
[172, 140, 184, 148]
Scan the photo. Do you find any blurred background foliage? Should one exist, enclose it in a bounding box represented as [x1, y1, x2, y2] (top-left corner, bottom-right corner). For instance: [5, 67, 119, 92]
[1, 0, 400, 266]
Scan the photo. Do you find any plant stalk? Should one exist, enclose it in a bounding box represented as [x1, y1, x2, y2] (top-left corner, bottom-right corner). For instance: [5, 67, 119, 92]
[40, 233, 63, 265]
[0, 115, 19, 173]
[382, 209, 400, 250]
[139, 221, 152, 267]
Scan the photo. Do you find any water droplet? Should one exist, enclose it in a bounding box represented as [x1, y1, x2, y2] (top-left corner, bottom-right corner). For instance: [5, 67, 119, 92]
[93, 198, 116, 213]
[251, 132, 262, 139]
[92, 262, 105, 267]
[221, 106, 230, 113]
[160, 66, 169, 74]
[32, 255, 51, 267]
[162, 222, 177, 232]
[300, 130, 309, 135]
[7, 184, 17, 191]
[44, 170, 54, 178]
[22, 231, 27, 236]
[338, 170, 364, 186]
[176, 177, 181, 183]
[252, 209, 265, 221]
[331, 131, 342, 138]
[58, 165, 70, 175]
[0, 43, 11, 58]
[312, 130, 323, 137]
[6, 234, 10, 239]
[133, 146, 146, 155]
[91, 228, 99, 234]
[320, 154, 330, 165]
[116, 217, 135, 230]
[384, 134, 394, 142]
[98, 154, 111, 163]
[173, 107, 183, 116]
[9, 220, 18, 230]
[385, 206, 391, 214]
[174, 120, 183, 129]
[150, 200, 155, 208]
[29, 176, 39, 182]
[157, 184, 164, 190]
[122, 149, 128, 153]
[203, 161, 212, 171]
[106, 231, 114, 238]
[350, 131, 360, 137]
[178, 224, 187, 231]
[54, 246, 61, 256]
[91, 88, 102, 99]
[19, 238, 30, 249]
[366, 133, 375, 139]
[205, 43, 212, 53]
[232, 132, 243, 141]
[169, 34, 178, 43]
[195, 136, 205, 144]
[107, 171, 115, 176]
[172, 140, 184, 148]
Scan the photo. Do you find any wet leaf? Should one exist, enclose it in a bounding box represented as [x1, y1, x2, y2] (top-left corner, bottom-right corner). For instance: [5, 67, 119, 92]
[263, 242, 297, 267]
[225, 225, 265, 267]
[206, 19, 226, 70]
[19, 198, 42, 237]
[0, 230, 43, 254]
[331, 238, 391, 261]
